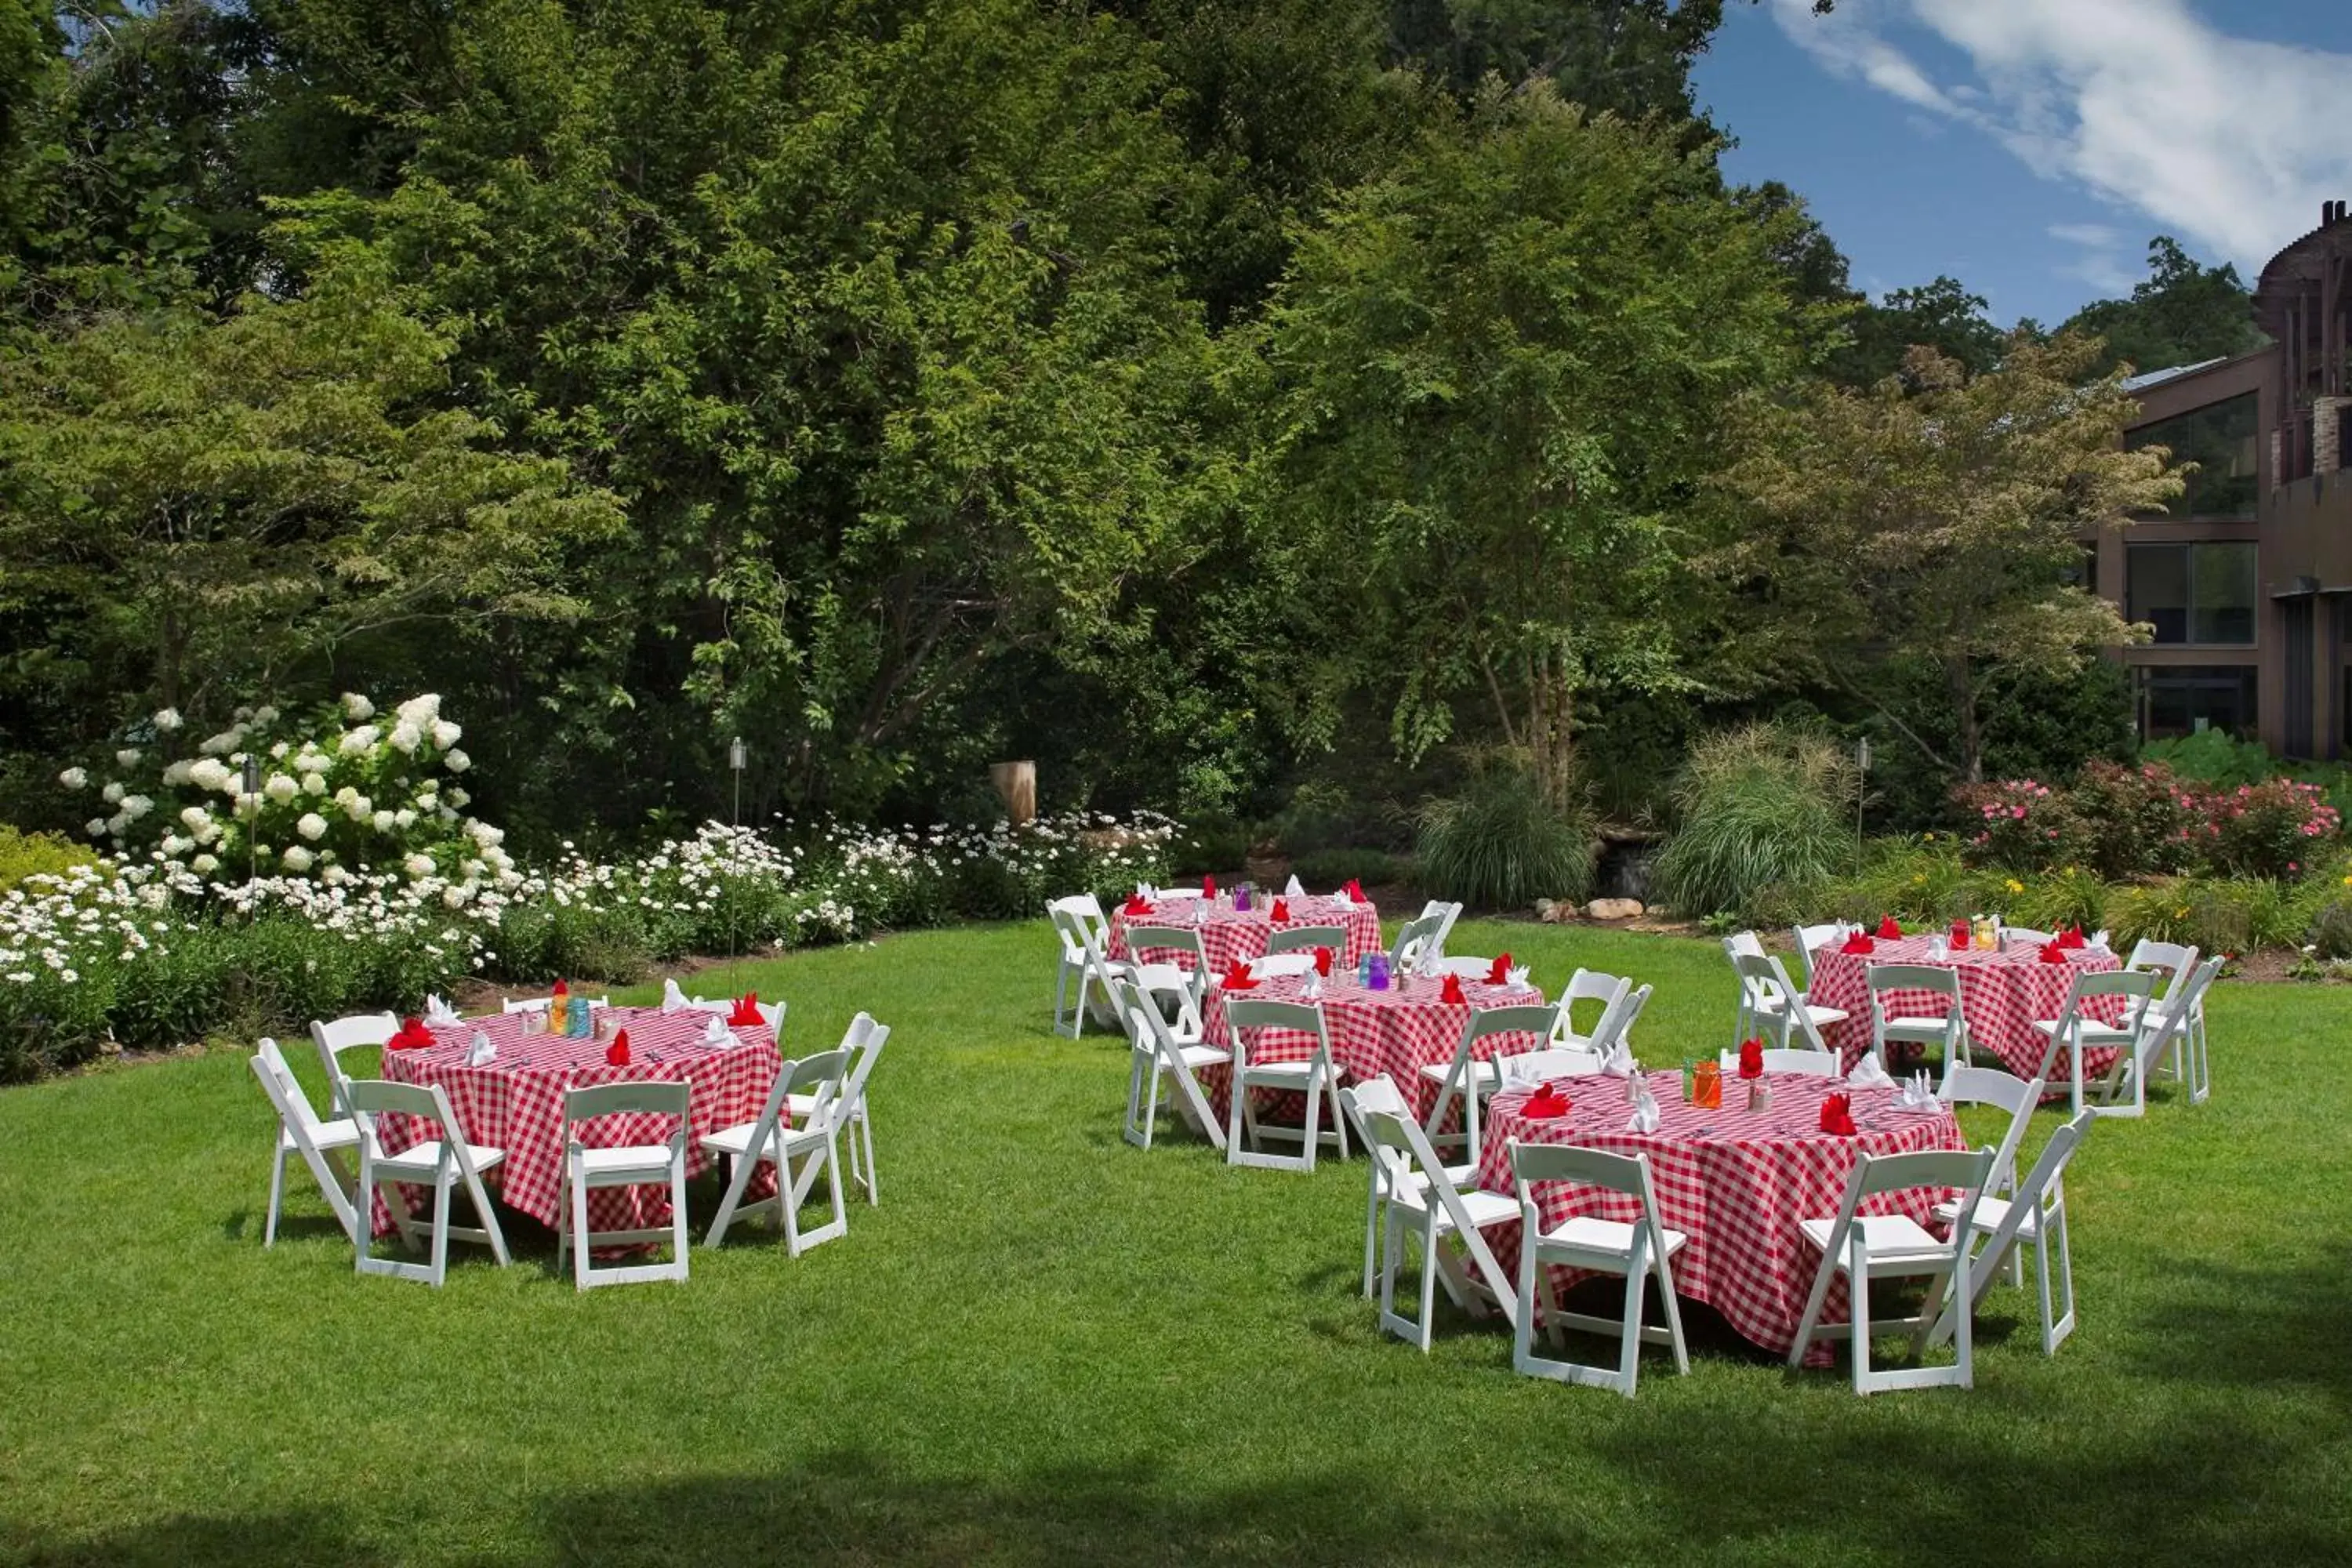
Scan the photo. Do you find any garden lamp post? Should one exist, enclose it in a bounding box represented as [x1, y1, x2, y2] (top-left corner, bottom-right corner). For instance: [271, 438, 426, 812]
[1855, 737, 1871, 851]
[242, 755, 262, 884]
[728, 737, 746, 993]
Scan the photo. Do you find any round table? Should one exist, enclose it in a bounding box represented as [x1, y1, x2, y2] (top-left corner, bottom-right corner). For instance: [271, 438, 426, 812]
[372, 1005, 782, 1237]
[1477, 1071, 1965, 1361]
[1109, 894, 1384, 975]
[1802, 936, 2125, 1082]
[1200, 970, 1548, 1120]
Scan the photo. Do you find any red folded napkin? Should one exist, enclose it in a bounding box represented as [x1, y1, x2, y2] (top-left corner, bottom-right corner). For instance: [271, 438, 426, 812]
[1270, 898, 1290, 923]
[552, 978, 568, 999]
[1523, 1083, 1573, 1119]
[1343, 879, 1364, 903]
[2038, 941, 2068, 964]
[727, 993, 763, 1027]
[1202, 875, 1217, 899]
[1121, 893, 1153, 917]
[1221, 960, 1258, 991]
[1439, 972, 1468, 1004]
[1312, 946, 1333, 977]
[605, 1029, 631, 1066]
[1737, 1036, 1764, 1080]
[1818, 1091, 1857, 1135]
[387, 1016, 435, 1051]
[1839, 933, 1875, 956]
[2056, 925, 2085, 949]
[1875, 916, 1902, 940]
[1486, 952, 1512, 985]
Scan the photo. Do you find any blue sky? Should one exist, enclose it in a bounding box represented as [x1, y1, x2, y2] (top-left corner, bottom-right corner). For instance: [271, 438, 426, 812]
[1693, 0, 2352, 328]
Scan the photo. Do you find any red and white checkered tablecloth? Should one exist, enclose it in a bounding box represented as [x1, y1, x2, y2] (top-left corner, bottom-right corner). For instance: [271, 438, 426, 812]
[1476, 1071, 1965, 1363]
[373, 1006, 782, 1238]
[1109, 895, 1383, 975]
[1199, 971, 1548, 1121]
[1803, 937, 2125, 1082]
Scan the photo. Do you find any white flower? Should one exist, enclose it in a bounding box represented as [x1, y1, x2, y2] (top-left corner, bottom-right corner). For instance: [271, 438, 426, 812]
[198, 728, 243, 757]
[445, 750, 470, 773]
[342, 793, 372, 823]
[404, 853, 435, 879]
[394, 808, 418, 829]
[302, 773, 328, 796]
[341, 693, 374, 720]
[120, 794, 152, 820]
[372, 810, 397, 833]
[281, 845, 314, 873]
[187, 757, 234, 793]
[264, 774, 298, 803]
[191, 854, 219, 875]
[296, 813, 328, 842]
[395, 693, 441, 728]
[446, 787, 469, 808]
[180, 806, 212, 832]
[162, 760, 194, 786]
[114, 749, 141, 769]
[101, 781, 125, 804]
[322, 863, 349, 886]
[153, 707, 183, 731]
[269, 740, 290, 759]
[388, 721, 423, 755]
[252, 705, 279, 726]
[430, 719, 462, 751]
[85, 818, 107, 837]
[58, 969, 76, 985]
[59, 767, 89, 790]
[339, 724, 379, 756]
[415, 791, 440, 813]
[160, 834, 191, 857]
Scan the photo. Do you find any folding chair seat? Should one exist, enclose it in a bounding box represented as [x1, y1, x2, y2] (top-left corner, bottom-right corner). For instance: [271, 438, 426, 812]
[1866, 963, 1973, 1075]
[2031, 969, 2159, 1115]
[310, 1011, 397, 1116]
[1717, 1046, 1840, 1077]
[250, 1038, 361, 1247]
[1550, 969, 1631, 1051]
[557, 1081, 691, 1289]
[1265, 923, 1348, 956]
[786, 1014, 890, 1203]
[2086, 956, 2221, 1118]
[1224, 998, 1348, 1172]
[1508, 1142, 1691, 1396]
[701, 1047, 852, 1254]
[1341, 1079, 1519, 1350]
[347, 1078, 512, 1287]
[1788, 1146, 1994, 1394]
[1116, 978, 1229, 1153]
[1931, 1111, 2094, 1356]
[1421, 1003, 1563, 1161]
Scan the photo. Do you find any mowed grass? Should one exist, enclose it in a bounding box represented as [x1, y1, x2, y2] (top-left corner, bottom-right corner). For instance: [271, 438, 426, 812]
[2, 920, 2348, 1566]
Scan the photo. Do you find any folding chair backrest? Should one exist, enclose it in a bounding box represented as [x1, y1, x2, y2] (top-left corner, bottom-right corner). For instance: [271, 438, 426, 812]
[1253, 953, 1318, 978]
[1722, 931, 1766, 962]
[2133, 955, 2220, 1073]
[1850, 1146, 1993, 1204]
[2126, 939, 2199, 1003]
[564, 1080, 691, 1151]
[1961, 1111, 2093, 1311]
[1344, 1073, 1410, 1120]
[1732, 949, 1793, 1005]
[1939, 1065, 2044, 1192]
[310, 1011, 397, 1112]
[1266, 924, 1348, 956]
[1791, 924, 1843, 982]
[253, 1038, 333, 1142]
[1464, 1004, 1563, 1051]
[344, 1078, 466, 1170]
[1590, 983, 1653, 1056]
[1720, 1047, 1838, 1076]
[1867, 963, 1961, 1002]
[2063, 967, 2159, 1028]
[1563, 967, 1632, 1011]
[840, 1018, 891, 1106]
[1047, 895, 1109, 962]
[1123, 924, 1208, 975]
[1497, 1047, 1602, 1083]
[1421, 900, 1464, 959]
[782, 1047, 852, 1127]
[1509, 1139, 1657, 1207]
[1389, 913, 1446, 977]
[1224, 997, 1329, 1046]
[2001, 927, 2058, 949]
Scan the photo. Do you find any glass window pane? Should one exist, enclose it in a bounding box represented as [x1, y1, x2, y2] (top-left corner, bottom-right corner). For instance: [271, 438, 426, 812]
[2128, 394, 2259, 520]
[2129, 545, 2189, 643]
[2139, 665, 2259, 740]
[2191, 543, 2256, 644]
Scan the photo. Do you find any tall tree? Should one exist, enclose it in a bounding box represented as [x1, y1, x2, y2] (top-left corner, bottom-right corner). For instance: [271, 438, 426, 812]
[1720, 333, 2183, 784]
[1826, 275, 2009, 387]
[2061, 235, 2267, 376]
[1261, 86, 1825, 808]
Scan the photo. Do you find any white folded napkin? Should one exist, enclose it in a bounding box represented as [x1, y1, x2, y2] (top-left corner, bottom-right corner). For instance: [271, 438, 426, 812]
[1504, 964, 1532, 992]
[702, 1013, 732, 1047]
[1846, 1054, 1896, 1091]
[2088, 929, 2111, 951]
[423, 994, 461, 1028]
[1283, 873, 1305, 898]
[1896, 1070, 1937, 1110]
[465, 1030, 496, 1066]
[661, 978, 690, 1012]
[1598, 1041, 1636, 1078]
[1625, 1085, 1661, 1134]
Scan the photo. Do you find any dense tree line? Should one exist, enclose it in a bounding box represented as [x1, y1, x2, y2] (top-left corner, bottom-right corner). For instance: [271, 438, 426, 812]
[0, 0, 2209, 849]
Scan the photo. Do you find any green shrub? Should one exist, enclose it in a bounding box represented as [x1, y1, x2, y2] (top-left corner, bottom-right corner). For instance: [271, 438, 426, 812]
[1291, 848, 1415, 890]
[1652, 723, 1857, 918]
[1416, 757, 1594, 911]
[2067, 761, 2195, 879]
[2008, 866, 2111, 935]
[0, 826, 96, 892]
[2307, 896, 2352, 960]
[2106, 877, 2297, 955]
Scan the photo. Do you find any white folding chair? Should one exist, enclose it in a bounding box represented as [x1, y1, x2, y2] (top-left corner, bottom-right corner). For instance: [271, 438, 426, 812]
[1999, 927, 2059, 950]
[347, 1078, 511, 1287]
[2125, 939, 2204, 1094]
[1866, 963, 1973, 1076]
[1418, 900, 1464, 962]
[556, 1081, 691, 1290]
[1791, 923, 1845, 990]
[701, 1048, 851, 1254]
[1223, 997, 1349, 1172]
[1508, 1141, 1690, 1396]
[1730, 948, 1846, 1053]
[1718, 1046, 1840, 1077]
[1425, 955, 1504, 980]
[1494, 1046, 1604, 1083]
[1936, 1064, 2045, 1287]
[1252, 952, 1319, 979]
[1338, 1074, 1473, 1298]
[2090, 956, 2221, 1118]
[1421, 1003, 1563, 1162]
[249, 1038, 361, 1247]
[1047, 894, 1127, 1038]
[2031, 969, 2159, 1116]
[1343, 1081, 1519, 1350]
[1584, 982, 1653, 1062]
[1266, 923, 1348, 956]
[1389, 911, 1448, 978]
[1788, 1146, 1993, 1395]
[1116, 977, 1229, 1153]
[1550, 969, 1632, 1051]
[1930, 1111, 2095, 1356]
[1122, 923, 1211, 1015]
[789, 1014, 889, 1202]
[309, 1011, 397, 1117]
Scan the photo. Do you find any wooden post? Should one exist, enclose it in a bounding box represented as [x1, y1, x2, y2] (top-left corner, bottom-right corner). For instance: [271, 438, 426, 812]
[990, 760, 1036, 826]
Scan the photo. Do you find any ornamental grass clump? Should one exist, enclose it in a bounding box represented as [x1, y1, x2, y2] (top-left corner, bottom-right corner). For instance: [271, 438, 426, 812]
[1414, 757, 1594, 911]
[1652, 724, 1857, 920]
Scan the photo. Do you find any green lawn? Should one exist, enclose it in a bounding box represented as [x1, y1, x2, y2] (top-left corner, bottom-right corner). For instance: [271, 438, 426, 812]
[2, 920, 2349, 1566]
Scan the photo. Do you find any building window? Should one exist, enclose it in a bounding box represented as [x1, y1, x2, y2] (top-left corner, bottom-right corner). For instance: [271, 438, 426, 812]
[2137, 665, 2258, 741]
[2127, 542, 2256, 644]
[2128, 392, 2259, 520]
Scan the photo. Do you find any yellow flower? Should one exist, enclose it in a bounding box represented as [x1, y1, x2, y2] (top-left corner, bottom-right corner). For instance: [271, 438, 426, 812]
[2005, 878, 2024, 895]
[1911, 873, 1926, 884]
[2341, 873, 2351, 887]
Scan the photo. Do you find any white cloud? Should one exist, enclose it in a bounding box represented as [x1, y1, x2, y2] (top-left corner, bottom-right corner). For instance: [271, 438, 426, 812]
[1771, 0, 2352, 274]
[2047, 223, 2119, 249]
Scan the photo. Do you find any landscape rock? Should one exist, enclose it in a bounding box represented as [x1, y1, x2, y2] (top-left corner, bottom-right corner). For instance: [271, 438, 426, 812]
[1583, 897, 1645, 921]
